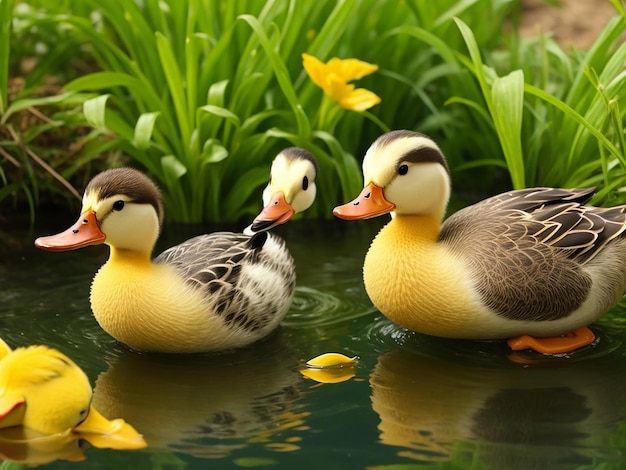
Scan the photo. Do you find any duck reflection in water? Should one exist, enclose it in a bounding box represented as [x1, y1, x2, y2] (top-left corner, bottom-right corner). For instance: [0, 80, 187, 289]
[370, 348, 626, 468]
[91, 335, 310, 458]
[0, 428, 91, 466]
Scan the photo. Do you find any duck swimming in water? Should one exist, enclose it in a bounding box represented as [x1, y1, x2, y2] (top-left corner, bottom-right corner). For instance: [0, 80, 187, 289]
[35, 167, 297, 354]
[333, 130, 626, 354]
[245, 147, 318, 234]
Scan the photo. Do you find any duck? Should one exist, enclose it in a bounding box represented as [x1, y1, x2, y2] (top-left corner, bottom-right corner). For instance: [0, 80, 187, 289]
[0, 337, 145, 449]
[333, 129, 626, 354]
[35, 167, 297, 354]
[245, 147, 318, 234]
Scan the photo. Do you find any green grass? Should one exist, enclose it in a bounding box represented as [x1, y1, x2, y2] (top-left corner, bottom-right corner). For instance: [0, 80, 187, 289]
[449, 12, 626, 203]
[2, 0, 626, 223]
[57, 0, 379, 222]
[0, 0, 121, 221]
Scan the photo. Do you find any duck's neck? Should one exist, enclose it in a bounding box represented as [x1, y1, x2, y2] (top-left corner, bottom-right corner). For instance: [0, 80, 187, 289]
[385, 214, 442, 245]
[364, 214, 443, 294]
[108, 246, 153, 266]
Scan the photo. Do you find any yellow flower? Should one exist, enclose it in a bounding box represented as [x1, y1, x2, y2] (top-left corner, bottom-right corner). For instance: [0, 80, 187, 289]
[302, 53, 381, 111]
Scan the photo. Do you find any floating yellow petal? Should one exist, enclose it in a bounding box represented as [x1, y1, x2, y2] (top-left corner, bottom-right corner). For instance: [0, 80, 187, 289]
[306, 353, 359, 369]
[302, 53, 381, 111]
[299, 353, 358, 384]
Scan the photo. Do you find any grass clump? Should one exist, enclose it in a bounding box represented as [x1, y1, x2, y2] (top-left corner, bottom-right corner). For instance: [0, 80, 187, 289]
[2, 0, 626, 223]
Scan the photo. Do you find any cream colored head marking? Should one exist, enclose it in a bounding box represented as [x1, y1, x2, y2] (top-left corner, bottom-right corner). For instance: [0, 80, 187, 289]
[263, 147, 318, 214]
[362, 130, 451, 218]
[83, 168, 164, 253]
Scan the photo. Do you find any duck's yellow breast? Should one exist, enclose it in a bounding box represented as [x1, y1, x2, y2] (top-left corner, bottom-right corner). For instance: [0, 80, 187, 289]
[363, 216, 490, 338]
[90, 250, 240, 353]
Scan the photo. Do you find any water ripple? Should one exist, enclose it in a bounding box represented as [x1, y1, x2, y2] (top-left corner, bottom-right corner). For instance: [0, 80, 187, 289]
[283, 286, 376, 328]
[363, 315, 625, 366]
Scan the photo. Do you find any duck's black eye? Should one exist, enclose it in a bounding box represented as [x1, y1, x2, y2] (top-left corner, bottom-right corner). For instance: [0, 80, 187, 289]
[398, 164, 409, 176]
[113, 200, 125, 211]
[302, 176, 309, 191]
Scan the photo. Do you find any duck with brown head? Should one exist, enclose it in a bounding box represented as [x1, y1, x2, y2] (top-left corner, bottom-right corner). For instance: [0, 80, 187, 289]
[35, 167, 297, 354]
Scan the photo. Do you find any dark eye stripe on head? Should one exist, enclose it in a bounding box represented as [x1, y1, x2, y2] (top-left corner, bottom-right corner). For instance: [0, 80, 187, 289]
[374, 130, 449, 175]
[399, 146, 449, 175]
[85, 168, 164, 225]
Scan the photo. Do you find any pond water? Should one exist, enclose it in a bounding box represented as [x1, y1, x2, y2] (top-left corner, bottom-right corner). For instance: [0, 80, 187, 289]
[3, 216, 626, 469]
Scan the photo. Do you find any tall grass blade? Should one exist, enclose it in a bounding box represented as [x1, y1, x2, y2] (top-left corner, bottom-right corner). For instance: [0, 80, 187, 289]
[155, 31, 192, 153]
[134, 112, 161, 150]
[238, 14, 310, 138]
[0, 0, 16, 116]
[83, 94, 110, 129]
[491, 70, 525, 188]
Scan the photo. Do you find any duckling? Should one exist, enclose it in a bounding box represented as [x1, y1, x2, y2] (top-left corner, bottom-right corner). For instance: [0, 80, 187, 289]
[0, 338, 145, 449]
[333, 130, 626, 354]
[245, 147, 318, 234]
[35, 168, 296, 354]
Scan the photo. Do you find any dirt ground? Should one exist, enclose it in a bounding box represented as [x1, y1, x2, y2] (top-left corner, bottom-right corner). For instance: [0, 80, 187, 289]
[521, 0, 621, 49]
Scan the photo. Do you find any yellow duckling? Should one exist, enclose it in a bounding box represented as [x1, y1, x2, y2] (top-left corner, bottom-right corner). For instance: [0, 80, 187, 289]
[0, 338, 145, 449]
[334, 130, 626, 354]
[245, 147, 318, 234]
[35, 167, 297, 353]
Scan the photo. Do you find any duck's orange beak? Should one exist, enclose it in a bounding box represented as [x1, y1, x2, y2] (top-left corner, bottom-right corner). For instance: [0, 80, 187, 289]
[34, 210, 105, 252]
[73, 406, 146, 450]
[333, 183, 395, 220]
[248, 192, 295, 233]
[0, 394, 25, 429]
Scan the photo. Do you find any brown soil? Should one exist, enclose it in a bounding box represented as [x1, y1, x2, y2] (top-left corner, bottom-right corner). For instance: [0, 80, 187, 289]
[521, 0, 620, 49]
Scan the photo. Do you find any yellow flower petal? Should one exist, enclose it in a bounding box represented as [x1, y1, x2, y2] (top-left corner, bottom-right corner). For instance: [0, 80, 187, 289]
[299, 368, 355, 384]
[339, 88, 381, 112]
[330, 58, 379, 82]
[324, 73, 354, 102]
[305, 353, 359, 368]
[299, 353, 358, 384]
[302, 53, 381, 111]
[302, 53, 327, 89]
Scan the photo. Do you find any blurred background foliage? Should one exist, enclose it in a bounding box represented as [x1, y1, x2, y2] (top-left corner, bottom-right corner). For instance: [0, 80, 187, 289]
[1, 0, 625, 224]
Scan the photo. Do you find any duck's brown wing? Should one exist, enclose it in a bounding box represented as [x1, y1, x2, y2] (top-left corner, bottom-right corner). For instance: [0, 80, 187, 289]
[154, 232, 275, 291]
[439, 187, 626, 321]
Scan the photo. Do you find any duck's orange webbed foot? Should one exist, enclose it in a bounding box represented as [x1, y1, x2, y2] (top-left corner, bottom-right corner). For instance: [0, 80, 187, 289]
[507, 326, 595, 354]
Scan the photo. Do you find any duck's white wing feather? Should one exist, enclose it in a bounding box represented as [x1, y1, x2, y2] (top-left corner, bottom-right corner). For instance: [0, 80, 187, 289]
[154, 231, 296, 333]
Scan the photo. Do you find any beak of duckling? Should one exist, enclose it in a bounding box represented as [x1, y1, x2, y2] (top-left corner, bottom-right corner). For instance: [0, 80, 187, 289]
[0, 394, 26, 429]
[34, 210, 106, 252]
[72, 405, 146, 450]
[333, 183, 395, 220]
[245, 192, 295, 234]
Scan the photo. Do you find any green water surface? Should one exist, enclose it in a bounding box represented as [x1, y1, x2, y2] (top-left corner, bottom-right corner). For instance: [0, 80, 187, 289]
[2, 218, 626, 470]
